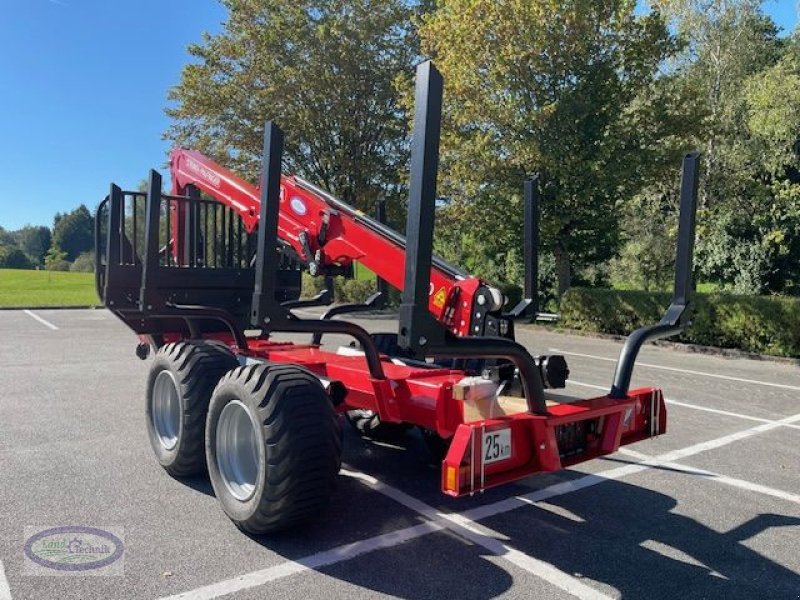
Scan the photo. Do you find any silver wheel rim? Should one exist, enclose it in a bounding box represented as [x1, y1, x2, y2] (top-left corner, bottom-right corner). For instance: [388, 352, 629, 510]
[216, 400, 261, 502]
[152, 370, 181, 451]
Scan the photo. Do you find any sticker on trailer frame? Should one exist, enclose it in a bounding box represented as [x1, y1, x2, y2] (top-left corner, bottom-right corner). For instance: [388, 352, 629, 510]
[432, 287, 447, 309]
[482, 428, 511, 464]
[289, 196, 308, 216]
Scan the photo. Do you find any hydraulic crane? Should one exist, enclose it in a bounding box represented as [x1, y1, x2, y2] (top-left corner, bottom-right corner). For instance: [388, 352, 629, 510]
[168, 147, 514, 340]
[96, 61, 700, 534]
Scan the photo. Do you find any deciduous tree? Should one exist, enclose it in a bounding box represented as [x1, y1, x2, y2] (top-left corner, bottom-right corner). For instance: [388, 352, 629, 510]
[13, 225, 51, 267]
[420, 0, 680, 295]
[52, 205, 93, 261]
[166, 0, 421, 215]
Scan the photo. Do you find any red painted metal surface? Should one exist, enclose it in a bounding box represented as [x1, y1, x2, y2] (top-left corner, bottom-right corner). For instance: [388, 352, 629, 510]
[441, 389, 666, 497]
[197, 331, 667, 496]
[168, 148, 479, 336]
[160, 148, 671, 498]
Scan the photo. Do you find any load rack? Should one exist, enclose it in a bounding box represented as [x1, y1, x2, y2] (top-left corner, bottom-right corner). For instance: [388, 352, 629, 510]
[96, 61, 700, 532]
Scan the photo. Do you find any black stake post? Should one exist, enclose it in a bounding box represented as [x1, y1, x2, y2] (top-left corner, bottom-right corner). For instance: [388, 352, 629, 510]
[251, 121, 285, 328]
[508, 176, 540, 319]
[610, 151, 701, 398]
[140, 169, 163, 311]
[524, 177, 540, 315]
[246, 120, 387, 378]
[398, 60, 447, 353]
[103, 184, 123, 302]
[396, 61, 548, 414]
[185, 184, 201, 267]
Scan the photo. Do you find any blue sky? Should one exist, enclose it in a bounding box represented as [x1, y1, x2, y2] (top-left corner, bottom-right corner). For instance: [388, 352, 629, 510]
[0, 0, 226, 230]
[0, 0, 796, 231]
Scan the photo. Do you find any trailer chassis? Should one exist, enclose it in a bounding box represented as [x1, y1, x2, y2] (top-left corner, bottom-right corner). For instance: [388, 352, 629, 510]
[96, 62, 699, 525]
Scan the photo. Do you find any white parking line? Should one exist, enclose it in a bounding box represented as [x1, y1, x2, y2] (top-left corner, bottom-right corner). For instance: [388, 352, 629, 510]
[616, 448, 800, 505]
[655, 412, 800, 462]
[22, 310, 58, 331]
[162, 412, 800, 600]
[567, 379, 800, 431]
[664, 399, 800, 431]
[158, 522, 442, 600]
[462, 410, 800, 522]
[551, 348, 800, 392]
[0, 560, 12, 600]
[342, 468, 613, 600]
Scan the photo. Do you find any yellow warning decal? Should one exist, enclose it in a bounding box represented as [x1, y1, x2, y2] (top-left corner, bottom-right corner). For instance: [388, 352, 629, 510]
[432, 287, 447, 309]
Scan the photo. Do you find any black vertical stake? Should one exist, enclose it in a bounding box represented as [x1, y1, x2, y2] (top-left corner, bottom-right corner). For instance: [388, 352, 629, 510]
[140, 169, 163, 310]
[203, 203, 209, 266]
[609, 151, 701, 398]
[212, 203, 218, 267]
[227, 207, 234, 266]
[673, 152, 700, 306]
[106, 184, 122, 267]
[251, 121, 285, 327]
[165, 197, 171, 267]
[376, 198, 388, 307]
[398, 60, 446, 353]
[524, 177, 539, 316]
[132, 192, 138, 262]
[184, 184, 200, 266]
[507, 177, 540, 320]
[104, 184, 123, 302]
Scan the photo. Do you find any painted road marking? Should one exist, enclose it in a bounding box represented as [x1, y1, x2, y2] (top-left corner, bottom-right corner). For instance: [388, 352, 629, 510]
[617, 448, 800, 506]
[0, 561, 11, 600]
[161, 412, 800, 600]
[551, 348, 800, 392]
[461, 410, 800, 522]
[664, 398, 800, 431]
[158, 523, 442, 600]
[22, 310, 58, 331]
[342, 468, 614, 600]
[567, 379, 800, 431]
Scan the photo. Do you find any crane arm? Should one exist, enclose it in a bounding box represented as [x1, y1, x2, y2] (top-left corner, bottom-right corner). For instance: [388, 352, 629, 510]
[169, 148, 504, 337]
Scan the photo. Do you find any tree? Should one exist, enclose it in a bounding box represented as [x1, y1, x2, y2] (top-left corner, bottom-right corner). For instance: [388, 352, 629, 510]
[52, 205, 93, 261]
[0, 246, 33, 270]
[653, 0, 781, 207]
[13, 225, 51, 267]
[165, 0, 420, 214]
[0, 227, 15, 247]
[653, 1, 799, 293]
[44, 247, 70, 271]
[420, 0, 681, 296]
[70, 251, 95, 273]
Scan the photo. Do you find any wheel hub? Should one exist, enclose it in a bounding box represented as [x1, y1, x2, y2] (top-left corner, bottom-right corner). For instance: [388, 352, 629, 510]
[151, 370, 181, 451]
[216, 400, 261, 502]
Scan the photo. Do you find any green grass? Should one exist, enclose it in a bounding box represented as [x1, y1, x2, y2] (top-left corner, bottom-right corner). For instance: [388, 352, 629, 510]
[0, 269, 100, 308]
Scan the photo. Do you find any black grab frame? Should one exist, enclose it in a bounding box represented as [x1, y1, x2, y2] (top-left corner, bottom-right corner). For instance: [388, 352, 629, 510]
[609, 151, 701, 398]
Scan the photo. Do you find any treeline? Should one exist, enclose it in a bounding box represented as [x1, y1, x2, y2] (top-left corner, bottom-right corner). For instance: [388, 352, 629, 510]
[165, 0, 800, 304]
[0, 205, 94, 272]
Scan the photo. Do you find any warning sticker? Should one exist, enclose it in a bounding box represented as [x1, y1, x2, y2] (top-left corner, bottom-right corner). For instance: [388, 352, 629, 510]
[432, 287, 447, 309]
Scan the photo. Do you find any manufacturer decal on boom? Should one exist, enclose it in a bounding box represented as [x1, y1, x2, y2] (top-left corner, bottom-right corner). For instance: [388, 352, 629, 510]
[186, 158, 222, 188]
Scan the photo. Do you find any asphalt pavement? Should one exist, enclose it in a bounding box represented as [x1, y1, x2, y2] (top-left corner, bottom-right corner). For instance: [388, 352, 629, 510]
[0, 308, 798, 599]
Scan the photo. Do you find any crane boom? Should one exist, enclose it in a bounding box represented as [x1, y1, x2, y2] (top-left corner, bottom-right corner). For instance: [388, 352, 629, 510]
[169, 147, 506, 338]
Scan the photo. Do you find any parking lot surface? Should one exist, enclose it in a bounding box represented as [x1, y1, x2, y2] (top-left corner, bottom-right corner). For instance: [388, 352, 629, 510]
[0, 308, 798, 599]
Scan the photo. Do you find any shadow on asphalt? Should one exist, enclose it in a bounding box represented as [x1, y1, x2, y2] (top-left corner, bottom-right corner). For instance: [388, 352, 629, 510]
[168, 425, 800, 599]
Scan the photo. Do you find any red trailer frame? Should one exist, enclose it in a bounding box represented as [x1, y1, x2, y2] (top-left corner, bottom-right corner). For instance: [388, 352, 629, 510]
[96, 61, 699, 508]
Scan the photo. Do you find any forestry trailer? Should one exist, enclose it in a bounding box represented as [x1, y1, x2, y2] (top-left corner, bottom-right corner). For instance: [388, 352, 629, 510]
[95, 61, 700, 534]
